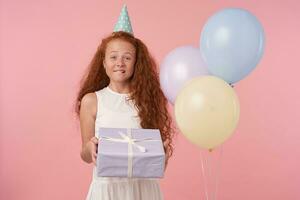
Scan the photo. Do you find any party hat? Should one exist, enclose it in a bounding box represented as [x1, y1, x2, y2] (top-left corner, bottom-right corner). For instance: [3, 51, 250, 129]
[114, 5, 134, 35]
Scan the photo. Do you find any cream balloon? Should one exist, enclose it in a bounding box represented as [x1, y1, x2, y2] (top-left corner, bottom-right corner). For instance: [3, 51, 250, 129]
[174, 76, 240, 150]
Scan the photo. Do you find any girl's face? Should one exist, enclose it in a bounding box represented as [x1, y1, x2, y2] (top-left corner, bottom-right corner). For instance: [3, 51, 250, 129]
[103, 39, 136, 84]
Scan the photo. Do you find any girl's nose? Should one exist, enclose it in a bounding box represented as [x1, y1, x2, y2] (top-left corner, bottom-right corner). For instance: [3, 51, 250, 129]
[116, 57, 125, 66]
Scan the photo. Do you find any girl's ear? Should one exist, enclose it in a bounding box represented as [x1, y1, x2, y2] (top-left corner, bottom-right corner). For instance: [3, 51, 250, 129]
[103, 60, 106, 68]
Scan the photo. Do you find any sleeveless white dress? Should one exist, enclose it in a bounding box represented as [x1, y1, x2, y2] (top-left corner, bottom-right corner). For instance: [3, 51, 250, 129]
[85, 86, 164, 200]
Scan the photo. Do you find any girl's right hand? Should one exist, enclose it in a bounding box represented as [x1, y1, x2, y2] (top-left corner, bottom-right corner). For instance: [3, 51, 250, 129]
[86, 136, 99, 166]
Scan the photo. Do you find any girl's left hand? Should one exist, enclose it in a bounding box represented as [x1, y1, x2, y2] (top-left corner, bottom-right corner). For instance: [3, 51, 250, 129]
[163, 140, 170, 171]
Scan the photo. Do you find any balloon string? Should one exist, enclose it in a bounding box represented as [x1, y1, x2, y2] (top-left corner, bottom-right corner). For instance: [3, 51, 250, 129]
[209, 150, 212, 200]
[205, 150, 210, 200]
[215, 145, 223, 200]
[201, 145, 224, 200]
[201, 150, 209, 200]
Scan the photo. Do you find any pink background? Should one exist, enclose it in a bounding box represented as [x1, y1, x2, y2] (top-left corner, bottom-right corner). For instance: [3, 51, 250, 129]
[1, 0, 299, 199]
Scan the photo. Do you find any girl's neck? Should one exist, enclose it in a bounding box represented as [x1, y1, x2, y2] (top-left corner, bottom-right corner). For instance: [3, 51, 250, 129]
[108, 83, 131, 94]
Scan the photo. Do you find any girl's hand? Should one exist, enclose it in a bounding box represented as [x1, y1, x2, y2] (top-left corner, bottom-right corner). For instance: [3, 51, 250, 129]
[85, 136, 99, 166]
[91, 137, 99, 165]
[163, 140, 170, 171]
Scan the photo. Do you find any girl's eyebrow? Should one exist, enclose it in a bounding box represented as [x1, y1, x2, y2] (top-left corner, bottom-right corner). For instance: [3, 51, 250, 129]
[109, 51, 134, 55]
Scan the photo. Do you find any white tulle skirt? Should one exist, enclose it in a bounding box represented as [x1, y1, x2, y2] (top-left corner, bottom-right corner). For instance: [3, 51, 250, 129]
[85, 168, 163, 200]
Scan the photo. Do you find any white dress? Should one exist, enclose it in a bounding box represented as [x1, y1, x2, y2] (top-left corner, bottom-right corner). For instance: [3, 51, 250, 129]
[85, 86, 164, 200]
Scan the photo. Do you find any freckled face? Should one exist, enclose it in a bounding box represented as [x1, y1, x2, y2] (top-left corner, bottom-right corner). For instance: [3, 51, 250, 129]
[103, 39, 136, 84]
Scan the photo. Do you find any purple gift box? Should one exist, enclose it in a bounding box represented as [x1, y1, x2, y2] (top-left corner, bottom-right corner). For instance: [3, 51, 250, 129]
[96, 127, 165, 178]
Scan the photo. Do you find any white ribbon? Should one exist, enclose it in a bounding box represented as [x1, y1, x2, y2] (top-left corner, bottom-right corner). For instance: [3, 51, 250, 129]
[99, 128, 160, 177]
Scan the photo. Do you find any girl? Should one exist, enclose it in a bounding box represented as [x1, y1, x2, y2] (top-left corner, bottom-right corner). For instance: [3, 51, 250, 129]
[75, 31, 174, 199]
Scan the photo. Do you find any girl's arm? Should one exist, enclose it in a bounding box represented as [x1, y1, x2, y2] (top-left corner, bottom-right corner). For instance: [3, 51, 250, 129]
[79, 93, 98, 165]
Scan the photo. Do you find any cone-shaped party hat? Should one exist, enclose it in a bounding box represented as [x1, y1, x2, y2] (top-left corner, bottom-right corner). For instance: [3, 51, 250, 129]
[114, 5, 133, 35]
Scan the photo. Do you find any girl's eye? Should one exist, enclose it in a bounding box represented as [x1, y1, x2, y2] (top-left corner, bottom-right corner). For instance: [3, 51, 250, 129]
[110, 56, 117, 59]
[125, 57, 131, 60]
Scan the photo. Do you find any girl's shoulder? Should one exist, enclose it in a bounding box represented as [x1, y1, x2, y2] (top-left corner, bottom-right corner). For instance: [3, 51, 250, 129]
[81, 93, 97, 104]
[80, 93, 97, 117]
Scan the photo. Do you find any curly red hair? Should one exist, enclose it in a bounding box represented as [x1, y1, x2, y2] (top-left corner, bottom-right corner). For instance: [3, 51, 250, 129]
[75, 31, 175, 158]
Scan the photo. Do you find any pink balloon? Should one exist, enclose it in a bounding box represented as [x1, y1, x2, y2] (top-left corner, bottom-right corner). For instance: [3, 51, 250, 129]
[160, 46, 210, 104]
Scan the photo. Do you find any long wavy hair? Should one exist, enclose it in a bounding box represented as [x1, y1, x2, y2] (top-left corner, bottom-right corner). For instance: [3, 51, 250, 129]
[75, 31, 175, 158]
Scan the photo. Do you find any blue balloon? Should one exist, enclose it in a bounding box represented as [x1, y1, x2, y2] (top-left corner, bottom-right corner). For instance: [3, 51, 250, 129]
[200, 8, 265, 84]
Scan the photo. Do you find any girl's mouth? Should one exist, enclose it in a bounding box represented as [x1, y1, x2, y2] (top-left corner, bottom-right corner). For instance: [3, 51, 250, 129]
[114, 70, 125, 73]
